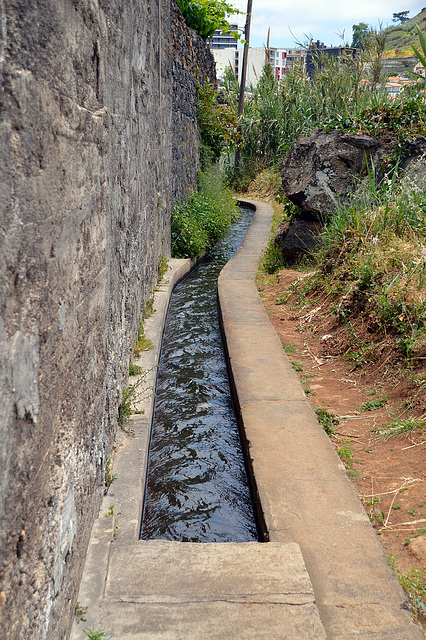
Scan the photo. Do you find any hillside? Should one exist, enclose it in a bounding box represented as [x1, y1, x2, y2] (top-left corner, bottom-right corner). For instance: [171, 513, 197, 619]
[384, 8, 426, 55]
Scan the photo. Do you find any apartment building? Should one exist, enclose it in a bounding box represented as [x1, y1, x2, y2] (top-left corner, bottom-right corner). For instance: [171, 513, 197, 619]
[208, 26, 239, 50]
[213, 46, 307, 87]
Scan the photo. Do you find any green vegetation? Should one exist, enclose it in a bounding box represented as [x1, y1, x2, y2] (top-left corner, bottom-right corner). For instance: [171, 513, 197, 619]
[104, 457, 117, 492]
[129, 362, 143, 376]
[176, 0, 241, 41]
[142, 297, 155, 320]
[105, 504, 115, 517]
[388, 554, 426, 619]
[171, 165, 240, 258]
[83, 629, 112, 640]
[337, 439, 354, 468]
[223, 21, 426, 190]
[358, 394, 389, 412]
[372, 417, 426, 440]
[229, 51, 392, 187]
[74, 602, 87, 622]
[157, 255, 169, 283]
[133, 319, 154, 358]
[118, 384, 136, 428]
[315, 407, 340, 437]
[197, 83, 240, 166]
[382, 8, 426, 54]
[118, 371, 153, 430]
[293, 177, 426, 363]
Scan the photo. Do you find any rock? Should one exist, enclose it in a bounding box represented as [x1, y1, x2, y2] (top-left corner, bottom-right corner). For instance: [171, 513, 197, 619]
[401, 136, 426, 189]
[409, 535, 426, 565]
[280, 129, 386, 218]
[274, 213, 323, 261]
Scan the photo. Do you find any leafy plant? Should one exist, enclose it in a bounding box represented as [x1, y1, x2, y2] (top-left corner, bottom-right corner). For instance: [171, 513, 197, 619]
[282, 342, 297, 355]
[157, 255, 169, 283]
[291, 361, 303, 372]
[129, 363, 143, 376]
[315, 407, 340, 437]
[134, 320, 154, 358]
[358, 394, 389, 412]
[197, 83, 240, 162]
[171, 164, 240, 258]
[118, 370, 153, 429]
[409, 25, 426, 83]
[388, 554, 426, 619]
[74, 602, 87, 622]
[337, 439, 354, 468]
[176, 0, 241, 41]
[259, 238, 285, 274]
[118, 384, 135, 427]
[83, 629, 112, 640]
[143, 297, 155, 320]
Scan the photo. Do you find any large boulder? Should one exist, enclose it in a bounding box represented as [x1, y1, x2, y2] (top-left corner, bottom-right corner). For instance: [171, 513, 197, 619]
[280, 129, 386, 218]
[275, 213, 323, 261]
[401, 136, 426, 188]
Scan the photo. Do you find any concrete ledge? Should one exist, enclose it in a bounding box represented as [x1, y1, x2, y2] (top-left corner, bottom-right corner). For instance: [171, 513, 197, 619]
[218, 199, 424, 639]
[71, 256, 196, 638]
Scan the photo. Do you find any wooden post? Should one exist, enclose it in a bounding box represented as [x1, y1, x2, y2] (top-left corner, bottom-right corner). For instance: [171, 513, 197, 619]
[234, 0, 253, 175]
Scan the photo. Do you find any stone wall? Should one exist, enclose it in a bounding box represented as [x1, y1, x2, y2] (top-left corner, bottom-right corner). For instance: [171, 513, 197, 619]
[171, 0, 216, 202]
[0, 1, 214, 638]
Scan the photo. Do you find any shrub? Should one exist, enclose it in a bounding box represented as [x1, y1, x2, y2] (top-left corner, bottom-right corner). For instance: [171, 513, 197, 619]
[197, 83, 240, 162]
[171, 165, 240, 258]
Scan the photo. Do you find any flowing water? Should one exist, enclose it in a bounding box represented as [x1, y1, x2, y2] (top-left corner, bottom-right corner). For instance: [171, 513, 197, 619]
[140, 207, 258, 542]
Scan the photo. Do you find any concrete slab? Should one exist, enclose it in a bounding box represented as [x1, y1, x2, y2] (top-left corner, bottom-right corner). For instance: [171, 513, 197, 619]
[100, 541, 327, 639]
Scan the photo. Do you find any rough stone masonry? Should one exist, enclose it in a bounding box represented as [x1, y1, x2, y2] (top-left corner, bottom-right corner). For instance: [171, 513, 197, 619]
[0, 1, 215, 638]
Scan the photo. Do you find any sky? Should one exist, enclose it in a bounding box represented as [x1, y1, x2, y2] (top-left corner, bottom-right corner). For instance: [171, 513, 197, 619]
[230, 1, 426, 49]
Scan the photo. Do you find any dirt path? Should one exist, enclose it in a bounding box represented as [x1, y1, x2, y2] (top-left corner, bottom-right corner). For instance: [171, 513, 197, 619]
[258, 267, 426, 630]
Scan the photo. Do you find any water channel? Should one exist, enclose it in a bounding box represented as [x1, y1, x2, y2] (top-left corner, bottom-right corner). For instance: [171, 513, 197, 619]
[140, 206, 258, 543]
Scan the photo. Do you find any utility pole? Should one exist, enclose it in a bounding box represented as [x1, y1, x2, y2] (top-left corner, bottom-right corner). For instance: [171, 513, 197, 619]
[234, 0, 253, 175]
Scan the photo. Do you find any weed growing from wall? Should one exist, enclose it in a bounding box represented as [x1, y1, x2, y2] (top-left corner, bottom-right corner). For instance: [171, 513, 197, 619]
[104, 457, 117, 493]
[133, 319, 154, 358]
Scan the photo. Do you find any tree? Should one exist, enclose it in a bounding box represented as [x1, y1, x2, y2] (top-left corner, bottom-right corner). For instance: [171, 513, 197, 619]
[392, 11, 410, 24]
[351, 23, 369, 49]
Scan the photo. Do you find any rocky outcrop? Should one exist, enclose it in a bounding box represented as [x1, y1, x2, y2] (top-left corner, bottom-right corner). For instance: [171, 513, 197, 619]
[275, 214, 323, 260]
[277, 129, 390, 262]
[400, 136, 426, 188]
[280, 129, 386, 218]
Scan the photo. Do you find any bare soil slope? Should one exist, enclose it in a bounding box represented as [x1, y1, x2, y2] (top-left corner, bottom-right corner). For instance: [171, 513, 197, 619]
[258, 267, 426, 630]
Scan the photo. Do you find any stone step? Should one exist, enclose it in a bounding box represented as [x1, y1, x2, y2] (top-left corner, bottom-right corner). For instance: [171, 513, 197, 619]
[99, 540, 327, 639]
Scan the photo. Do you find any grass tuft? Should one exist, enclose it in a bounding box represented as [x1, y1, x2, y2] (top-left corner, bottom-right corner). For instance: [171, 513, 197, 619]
[372, 417, 426, 440]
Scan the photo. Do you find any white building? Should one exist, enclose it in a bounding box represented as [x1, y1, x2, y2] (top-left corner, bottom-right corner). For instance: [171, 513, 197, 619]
[208, 26, 239, 50]
[268, 47, 288, 82]
[213, 46, 306, 88]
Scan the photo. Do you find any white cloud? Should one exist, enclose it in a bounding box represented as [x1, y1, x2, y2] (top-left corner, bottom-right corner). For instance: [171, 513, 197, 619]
[230, 1, 426, 48]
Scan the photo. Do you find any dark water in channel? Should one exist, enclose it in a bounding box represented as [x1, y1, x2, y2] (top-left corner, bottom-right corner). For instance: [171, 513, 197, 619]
[140, 207, 258, 542]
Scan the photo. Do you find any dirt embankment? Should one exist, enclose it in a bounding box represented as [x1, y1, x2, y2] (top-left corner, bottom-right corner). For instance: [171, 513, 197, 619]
[258, 266, 426, 630]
